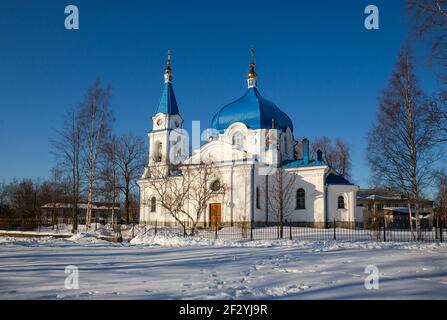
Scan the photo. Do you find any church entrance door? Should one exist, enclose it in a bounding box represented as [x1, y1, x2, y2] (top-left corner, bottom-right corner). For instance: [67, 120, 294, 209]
[209, 203, 222, 227]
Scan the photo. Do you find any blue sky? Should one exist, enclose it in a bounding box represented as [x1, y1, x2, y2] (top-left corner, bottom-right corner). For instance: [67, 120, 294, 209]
[0, 0, 439, 187]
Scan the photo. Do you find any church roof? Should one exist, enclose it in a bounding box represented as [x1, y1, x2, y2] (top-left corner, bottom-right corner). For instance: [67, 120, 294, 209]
[282, 158, 325, 168]
[325, 173, 354, 185]
[211, 87, 293, 133]
[155, 82, 180, 116]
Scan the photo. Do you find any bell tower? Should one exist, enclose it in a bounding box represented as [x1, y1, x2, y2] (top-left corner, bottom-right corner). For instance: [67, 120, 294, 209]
[148, 50, 184, 168]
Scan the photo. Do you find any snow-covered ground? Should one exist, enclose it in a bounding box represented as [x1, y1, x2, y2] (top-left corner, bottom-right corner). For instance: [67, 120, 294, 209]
[0, 232, 446, 299]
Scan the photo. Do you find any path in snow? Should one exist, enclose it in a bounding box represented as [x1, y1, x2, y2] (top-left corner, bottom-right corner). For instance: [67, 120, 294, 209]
[0, 237, 446, 299]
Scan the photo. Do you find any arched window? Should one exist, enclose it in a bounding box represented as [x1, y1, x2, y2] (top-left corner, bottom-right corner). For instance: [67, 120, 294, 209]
[338, 196, 345, 209]
[150, 197, 156, 212]
[232, 131, 245, 149]
[154, 142, 162, 162]
[296, 188, 305, 209]
[256, 187, 261, 209]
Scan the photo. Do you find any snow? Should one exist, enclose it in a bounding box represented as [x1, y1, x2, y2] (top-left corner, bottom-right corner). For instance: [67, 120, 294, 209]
[0, 233, 446, 299]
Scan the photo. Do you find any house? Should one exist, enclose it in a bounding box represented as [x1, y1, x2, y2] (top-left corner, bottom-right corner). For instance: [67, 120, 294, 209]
[138, 50, 360, 228]
[41, 202, 121, 224]
[357, 188, 434, 228]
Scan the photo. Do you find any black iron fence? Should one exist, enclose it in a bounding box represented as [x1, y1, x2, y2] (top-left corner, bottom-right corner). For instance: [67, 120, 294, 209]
[0, 217, 118, 233]
[0, 218, 445, 243]
[133, 220, 446, 243]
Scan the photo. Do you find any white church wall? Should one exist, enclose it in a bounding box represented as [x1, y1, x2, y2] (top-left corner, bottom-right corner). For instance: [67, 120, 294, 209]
[252, 165, 327, 224]
[326, 184, 359, 222]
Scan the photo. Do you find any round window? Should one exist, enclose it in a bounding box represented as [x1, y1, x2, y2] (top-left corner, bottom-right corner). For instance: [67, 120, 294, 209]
[210, 180, 221, 191]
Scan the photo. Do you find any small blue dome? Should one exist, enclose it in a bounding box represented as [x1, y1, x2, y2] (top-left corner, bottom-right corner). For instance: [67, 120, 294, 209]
[211, 87, 293, 133]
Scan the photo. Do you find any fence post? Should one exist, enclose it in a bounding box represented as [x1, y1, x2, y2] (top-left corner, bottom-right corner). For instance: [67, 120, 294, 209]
[184, 220, 186, 237]
[440, 226, 443, 244]
[215, 221, 218, 240]
[289, 221, 293, 240]
[155, 220, 158, 236]
[383, 219, 386, 242]
[250, 219, 253, 241]
[333, 218, 336, 240]
[131, 223, 134, 238]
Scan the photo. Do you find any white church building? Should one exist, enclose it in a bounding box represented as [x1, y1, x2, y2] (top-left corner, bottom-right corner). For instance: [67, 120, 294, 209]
[138, 50, 360, 228]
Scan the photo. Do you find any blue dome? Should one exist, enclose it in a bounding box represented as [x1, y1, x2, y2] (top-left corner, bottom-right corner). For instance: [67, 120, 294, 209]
[211, 87, 293, 133]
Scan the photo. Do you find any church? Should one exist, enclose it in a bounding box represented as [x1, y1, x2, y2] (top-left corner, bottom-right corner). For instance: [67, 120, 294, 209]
[138, 50, 361, 228]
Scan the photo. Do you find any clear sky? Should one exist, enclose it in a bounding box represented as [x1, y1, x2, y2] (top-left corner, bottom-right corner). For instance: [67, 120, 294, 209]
[0, 0, 438, 186]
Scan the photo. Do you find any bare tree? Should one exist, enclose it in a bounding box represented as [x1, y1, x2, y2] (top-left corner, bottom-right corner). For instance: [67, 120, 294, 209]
[116, 134, 145, 224]
[46, 167, 70, 228]
[366, 48, 437, 238]
[51, 108, 83, 232]
[435, 169, 447, 227]
[430, 95, 447, 142]
[99, 136, 120, 228]
[8, 179, 37, 220]
[407, 0, 447, 144]
[145, 160, 224, 236]
[407, 0, 447, 71]
[79, 78, 113, 229]
[310, 136, 352, 179]
[145, 161, 192, 234]
[184, 162, 226, 235]
[263, 168, 297, 238]
[0, 180, 8, 217]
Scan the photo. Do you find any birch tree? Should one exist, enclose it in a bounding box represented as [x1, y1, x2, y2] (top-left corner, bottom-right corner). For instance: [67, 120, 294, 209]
[366, 48, 437, 238]
[79, 78, 113, 229]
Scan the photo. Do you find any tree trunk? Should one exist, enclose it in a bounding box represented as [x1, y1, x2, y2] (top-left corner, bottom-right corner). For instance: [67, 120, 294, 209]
[407, 200, 415, 240]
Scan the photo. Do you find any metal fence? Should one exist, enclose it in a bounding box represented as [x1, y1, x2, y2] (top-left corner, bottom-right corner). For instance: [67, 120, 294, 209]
[0, 218, 445, 243]
[132, 220, 446, 243]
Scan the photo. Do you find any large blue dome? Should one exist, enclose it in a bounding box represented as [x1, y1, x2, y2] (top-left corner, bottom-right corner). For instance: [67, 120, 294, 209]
[211, 87, 293, 133]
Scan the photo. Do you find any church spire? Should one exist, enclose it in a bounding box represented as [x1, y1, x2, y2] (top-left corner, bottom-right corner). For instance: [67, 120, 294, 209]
[247, 46, 257, 88]
[164, 49, 172, 83]
[156, 49, 180, 116]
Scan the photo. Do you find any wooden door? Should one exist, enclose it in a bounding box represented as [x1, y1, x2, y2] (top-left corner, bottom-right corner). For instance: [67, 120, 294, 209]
[209, 203, 222, 227]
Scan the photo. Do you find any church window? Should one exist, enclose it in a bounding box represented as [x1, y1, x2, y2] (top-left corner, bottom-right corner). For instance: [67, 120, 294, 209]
[338, 196, 345, 209]
[150, 197, 156, 212]
[296, 188, 305, 209]
[232, 131, 245, 149]
[211, 180, 221, 192]
[154, 141, 162, 162]
[256, 187, 261, 209]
